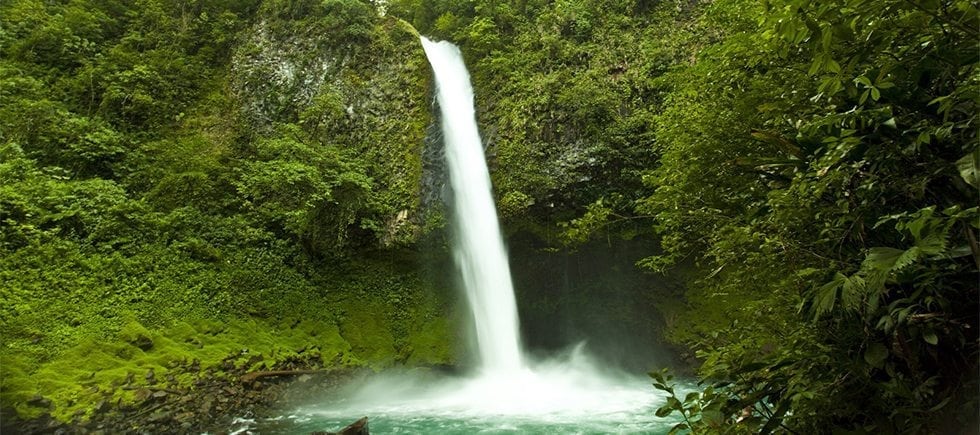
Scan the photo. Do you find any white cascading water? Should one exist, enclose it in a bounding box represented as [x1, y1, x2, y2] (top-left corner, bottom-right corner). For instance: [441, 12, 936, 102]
[419, 36, 523, 374]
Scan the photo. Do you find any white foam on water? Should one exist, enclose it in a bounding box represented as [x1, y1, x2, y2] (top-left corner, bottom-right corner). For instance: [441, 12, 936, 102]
[303, 346, 663, 424]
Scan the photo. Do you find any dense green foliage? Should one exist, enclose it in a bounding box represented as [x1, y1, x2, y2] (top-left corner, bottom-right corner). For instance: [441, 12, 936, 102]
[396, 0, 978, 432]
[2, 0, 976, 431]
[1, 0, 454, 422]
[638, 1, 978, 432]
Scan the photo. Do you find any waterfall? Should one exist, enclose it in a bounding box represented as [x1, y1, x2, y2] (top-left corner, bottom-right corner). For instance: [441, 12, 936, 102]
[420, 37, 524, 374]
[283, 37, 666, 432]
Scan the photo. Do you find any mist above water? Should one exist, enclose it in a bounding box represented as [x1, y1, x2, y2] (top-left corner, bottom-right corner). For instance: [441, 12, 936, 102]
[289, 345, 667, 433]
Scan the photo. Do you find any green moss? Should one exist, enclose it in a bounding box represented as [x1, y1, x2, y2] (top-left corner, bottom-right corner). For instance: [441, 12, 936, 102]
[1, 316, 362, 421]
[0, 245, 460, 422]
[393, 18, 420, 38]
[336, 298, 398, 368]
[404, 316, 453, 366]
[0, 354, 37, 418]
[335, 297, 456, 368]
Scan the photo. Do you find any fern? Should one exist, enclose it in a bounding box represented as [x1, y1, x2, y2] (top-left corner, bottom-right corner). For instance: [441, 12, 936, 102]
[862, 247, 902, 291]
[893, 246, 921, 272]
[915, 227, 949, 257]
[810, 273, 845, 319]
[818, 206, 967, 318]
[810, 272, 865, 319]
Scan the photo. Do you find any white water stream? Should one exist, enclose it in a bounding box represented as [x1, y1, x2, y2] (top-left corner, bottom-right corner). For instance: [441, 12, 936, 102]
[420, 37, 524, 374]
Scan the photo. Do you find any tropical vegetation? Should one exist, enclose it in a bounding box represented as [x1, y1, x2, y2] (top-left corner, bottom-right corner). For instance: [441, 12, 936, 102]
[1, 0, 976, 432]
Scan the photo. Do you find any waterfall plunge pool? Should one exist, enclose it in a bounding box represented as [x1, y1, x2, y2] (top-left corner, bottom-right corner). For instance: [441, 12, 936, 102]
[237, 348, 687, 434]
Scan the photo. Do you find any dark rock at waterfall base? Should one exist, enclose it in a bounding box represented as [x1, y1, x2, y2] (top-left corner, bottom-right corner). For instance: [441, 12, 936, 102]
[147, 410, 172, 423]
[312, 416, 370, 435]
[337, 416, 370, 435]
[26, 395, 52, 409]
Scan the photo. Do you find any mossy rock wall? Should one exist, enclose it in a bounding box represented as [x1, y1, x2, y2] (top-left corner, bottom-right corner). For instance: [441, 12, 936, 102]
[232, 12, 436, 245]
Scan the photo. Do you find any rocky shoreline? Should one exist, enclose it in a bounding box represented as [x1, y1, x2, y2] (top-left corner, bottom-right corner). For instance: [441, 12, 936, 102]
[1, 354, 371, 434]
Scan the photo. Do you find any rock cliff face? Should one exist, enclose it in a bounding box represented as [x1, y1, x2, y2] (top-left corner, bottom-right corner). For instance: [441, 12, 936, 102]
[232, 11, 438, 247]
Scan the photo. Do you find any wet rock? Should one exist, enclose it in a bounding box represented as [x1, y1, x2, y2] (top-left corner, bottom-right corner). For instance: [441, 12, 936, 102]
[246, 354, 264, 368]
[5, 354, 367, 433]
[148, 411, 171, 423]
[337, 417, 369, 435]
[200, 396, 214, 414]
[134, 388, 152, 403]
[131, 334, 153, 351]
[93, 400, 109, 414]
[145, 369, 156, 385]
[27, 395, 52, 409]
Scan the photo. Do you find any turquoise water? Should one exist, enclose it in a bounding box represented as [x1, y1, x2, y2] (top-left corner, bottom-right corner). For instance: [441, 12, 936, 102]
[249, 412, 675, 434]
[235, 363, 683, 434]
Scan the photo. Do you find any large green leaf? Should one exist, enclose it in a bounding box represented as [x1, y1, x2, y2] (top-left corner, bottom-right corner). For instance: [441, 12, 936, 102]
[922, 329, 939, 345]
[863, 247, 904, 271]
[915, 231, 948, 256]
[811, 272, 845, 318]
[956, 149, 980, 189]
[863, 247, 903, 290]
[863, 342, 889, 368]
